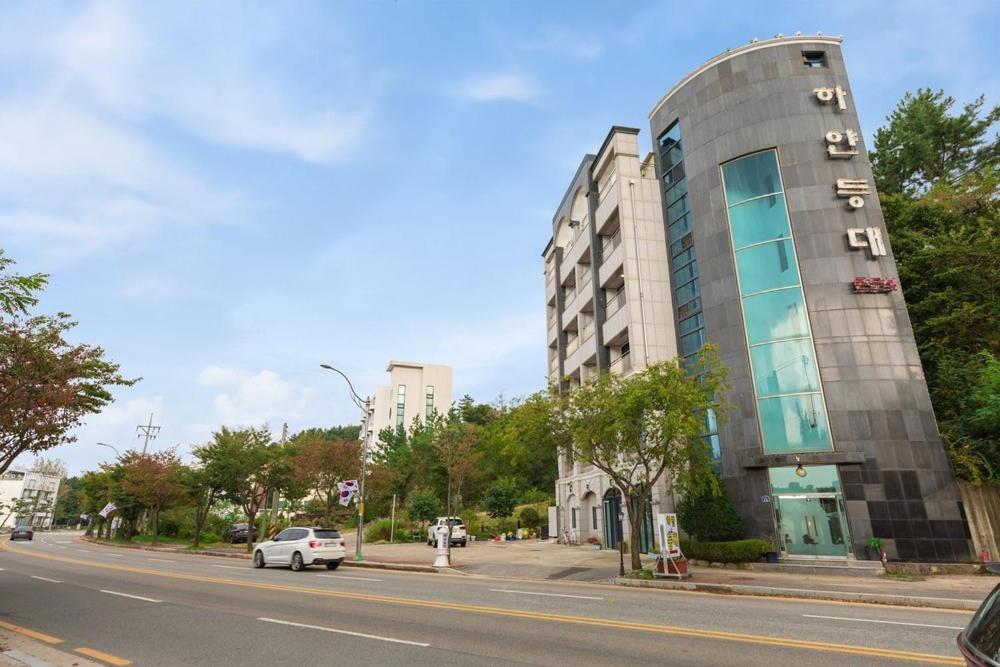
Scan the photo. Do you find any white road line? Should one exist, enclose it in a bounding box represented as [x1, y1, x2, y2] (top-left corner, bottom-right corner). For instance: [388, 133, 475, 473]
[489, 588, 603, 601]
[317, 574, 383, 582]
[258, 617, 429, 647]
[100, 590, 162, 603]
[212, 564, 247, 570]
[147, 558, 176, 563]
[802, 614, 964, 630]
[740, 584, 978, 604]
[75, 549, 91, 553]
[57, 546, 67, 550]
[30, 576, 62, 583]
[105, 553, 124, 558]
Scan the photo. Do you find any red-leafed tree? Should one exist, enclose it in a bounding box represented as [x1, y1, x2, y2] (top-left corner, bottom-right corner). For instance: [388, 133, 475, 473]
[121, 450, 184, 545]
[291, 436, 362, 526]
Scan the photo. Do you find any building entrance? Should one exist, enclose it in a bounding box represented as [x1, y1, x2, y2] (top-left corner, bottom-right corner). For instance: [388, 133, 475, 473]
[769, 464, 851, 559]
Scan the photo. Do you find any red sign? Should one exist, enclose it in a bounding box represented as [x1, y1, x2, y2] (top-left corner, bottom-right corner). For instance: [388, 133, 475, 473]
[852, 276, 898, 294]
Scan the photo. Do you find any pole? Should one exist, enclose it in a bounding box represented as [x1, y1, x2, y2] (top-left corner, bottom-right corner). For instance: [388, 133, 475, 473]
[618, 510, 626, 577]
[355, 396, 370, 561]
[628, 179, 650, 368]
[390, 494, 396, 543]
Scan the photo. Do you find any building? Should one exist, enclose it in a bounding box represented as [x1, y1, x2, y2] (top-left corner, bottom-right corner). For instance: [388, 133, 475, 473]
[545, 35, 972, 561]
[544, 127, 679, 550]
[0, 469, 61, 529]
[367, 361, 453, 448]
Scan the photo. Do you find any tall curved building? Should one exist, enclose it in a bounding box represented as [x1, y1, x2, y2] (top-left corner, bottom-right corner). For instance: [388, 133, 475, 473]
[645, 36, 971, 561]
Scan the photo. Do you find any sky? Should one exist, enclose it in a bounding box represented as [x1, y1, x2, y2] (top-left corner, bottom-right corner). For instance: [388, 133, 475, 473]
[2, 0, 998, 475]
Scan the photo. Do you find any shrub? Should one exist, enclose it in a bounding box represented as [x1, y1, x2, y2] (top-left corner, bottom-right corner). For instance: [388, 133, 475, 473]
[365, 518, 403, 543]
[677, 483, 744, 541]
[407, 488, 441, 527]
[483, 478, 521, 530]
[198, 531, 221, 545]
[681, 539, 768, 563]
[518, 506, 541, 529]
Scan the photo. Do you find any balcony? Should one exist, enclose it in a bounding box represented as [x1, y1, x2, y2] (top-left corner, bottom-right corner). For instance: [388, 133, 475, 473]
[578, 265, 592, 289]
[581, 319, 595, 344]
[609, 352, 633, 375]
[565, 335, 580, 357]
[547, 317, 558, 344]
[560, 223, 592, 278]
[602, 293, 628, 343]
[545, 272, 556, 305]
[605, 289, 626, 317]
[598, 231, 624, 286]
[595, 180, 620, 229]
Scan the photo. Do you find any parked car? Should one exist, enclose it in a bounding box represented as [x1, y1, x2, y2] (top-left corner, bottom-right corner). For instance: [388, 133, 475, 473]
[9, 525, 33, 541]
[958, 567, 1000, 665]
[427, 517, 467, 547]
[253, 527, 346, 572]
[224, 523, 258, 544]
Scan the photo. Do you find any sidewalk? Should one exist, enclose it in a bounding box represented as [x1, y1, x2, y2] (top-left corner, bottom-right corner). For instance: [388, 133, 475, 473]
[0, 629, 102, 667]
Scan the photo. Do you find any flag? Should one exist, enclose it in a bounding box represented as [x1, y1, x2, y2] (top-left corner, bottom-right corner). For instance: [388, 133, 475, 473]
[337, 480, 358, 507]
[99, 502, 117, 518]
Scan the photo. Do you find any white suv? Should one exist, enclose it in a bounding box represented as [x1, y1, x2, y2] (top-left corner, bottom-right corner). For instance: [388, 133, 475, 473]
[253, 527, 346, 571]
[427, 517, 467, 547]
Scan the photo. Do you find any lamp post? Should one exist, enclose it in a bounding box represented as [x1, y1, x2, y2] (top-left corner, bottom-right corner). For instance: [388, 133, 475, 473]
[320, 364, 371, 561]
[96, 442, 121, 457]
[618, 509, 626, 577]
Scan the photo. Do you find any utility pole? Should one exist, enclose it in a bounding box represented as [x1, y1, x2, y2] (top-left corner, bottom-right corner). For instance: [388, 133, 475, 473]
[136, 413, 161, 456]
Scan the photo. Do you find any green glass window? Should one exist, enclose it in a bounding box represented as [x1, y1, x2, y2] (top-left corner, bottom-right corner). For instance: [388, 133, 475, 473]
[742, 288, 810, 345]
[757, 394, 831, 453]
[668, 213, 691, 242]
[666, 178, 688, 206]
[722, 151, 782, 204]
[769, 464, 841, 495]
[735, 240, 799, 295]
[675, 278, 700, 305]
[678, 312, 704, 337]
[750, 339, 822, 397]
[680, 329, 706, 356]
[728, 194, 791, 250]
[673, 259, 698, 286]
[667, 193, 689, 224]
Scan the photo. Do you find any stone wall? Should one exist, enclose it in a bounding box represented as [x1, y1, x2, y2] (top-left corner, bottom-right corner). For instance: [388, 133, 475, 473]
[959, 481, 1000, 561]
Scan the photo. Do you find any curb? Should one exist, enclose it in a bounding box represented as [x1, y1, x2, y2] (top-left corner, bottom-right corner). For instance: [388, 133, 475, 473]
[80, 536, 447, 572]
[613, 577, 982, 610]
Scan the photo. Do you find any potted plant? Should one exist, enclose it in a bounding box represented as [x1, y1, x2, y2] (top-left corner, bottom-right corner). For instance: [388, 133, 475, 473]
[586, 535, 602, 550]
[865, 537, 883, 561]
[764, 533, 780, 563]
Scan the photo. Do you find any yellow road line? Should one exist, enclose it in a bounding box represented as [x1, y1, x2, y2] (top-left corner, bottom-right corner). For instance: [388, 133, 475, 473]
[0, 619, 63, 644]
[75, 647, 132, 666]
[1, 542, 963, 665]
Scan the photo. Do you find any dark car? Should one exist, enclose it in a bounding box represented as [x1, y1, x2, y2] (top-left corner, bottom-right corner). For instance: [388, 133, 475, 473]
[224, 523, 258, 544]
[958, 569, 1000, 665]
[9, 525, 33, 541]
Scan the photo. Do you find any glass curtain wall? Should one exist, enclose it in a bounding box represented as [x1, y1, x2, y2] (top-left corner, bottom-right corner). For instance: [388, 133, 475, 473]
[721, 151, 832, 454]
[658, 121, 720, 459]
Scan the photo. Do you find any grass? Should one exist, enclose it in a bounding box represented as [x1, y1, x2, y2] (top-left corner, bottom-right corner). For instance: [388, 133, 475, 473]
[880, 572, 926, 582]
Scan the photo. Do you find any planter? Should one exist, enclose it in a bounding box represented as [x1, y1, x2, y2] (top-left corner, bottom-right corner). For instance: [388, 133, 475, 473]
[765, 551, 779, 563]
[661, 558, 688, 575]
[865, 548, 881, 561]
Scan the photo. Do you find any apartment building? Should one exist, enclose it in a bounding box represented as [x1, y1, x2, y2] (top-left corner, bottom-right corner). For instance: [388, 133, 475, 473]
[0, 469, 61, 529]
[368, 361, 453, 449]
[543, 36, 971, 562]
[543, 127, 678, 550]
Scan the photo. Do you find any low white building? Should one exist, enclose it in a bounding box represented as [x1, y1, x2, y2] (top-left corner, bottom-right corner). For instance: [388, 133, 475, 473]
[0, 469, 61, 529]
[365, 361, 453, 451]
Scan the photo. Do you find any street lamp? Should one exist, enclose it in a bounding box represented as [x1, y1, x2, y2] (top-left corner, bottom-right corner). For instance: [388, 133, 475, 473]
[96, 442, 121, 457]
[320, 364, 371, 561]
[618, 509, 626, 577]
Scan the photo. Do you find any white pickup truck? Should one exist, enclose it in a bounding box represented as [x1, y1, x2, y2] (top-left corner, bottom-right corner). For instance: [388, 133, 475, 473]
[427, 517, 467, 547]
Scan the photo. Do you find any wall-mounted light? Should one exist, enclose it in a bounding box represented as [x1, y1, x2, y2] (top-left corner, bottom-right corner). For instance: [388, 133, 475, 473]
[795, 456, 808, 478]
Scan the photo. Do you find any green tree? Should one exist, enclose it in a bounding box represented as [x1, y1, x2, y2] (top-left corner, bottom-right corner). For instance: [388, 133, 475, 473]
[557, 349, 728, 571]
[496, 392, 561, 493]
[179, 465, 220, 548]
[871, 89, 999, 195]
[53, 476, 82, 527]
[677, 481, 744, 542]
[291, 435, 361, 526]
[483, 477, 520, 533]
[0, 250, 47, 317]
[432, 419, 479, 551]
[121, 451, 184, 545]
[407, 487, 441, 529]
[195, 426, 280, 553]
[518, 506, 541, 531]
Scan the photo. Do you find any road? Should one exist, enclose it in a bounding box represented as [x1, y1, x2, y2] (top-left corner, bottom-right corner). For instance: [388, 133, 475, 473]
[0, 532, 974, 666]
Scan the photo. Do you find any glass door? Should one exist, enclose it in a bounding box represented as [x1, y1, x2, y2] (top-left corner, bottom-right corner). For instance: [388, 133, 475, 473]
[773, 494, 850, 558]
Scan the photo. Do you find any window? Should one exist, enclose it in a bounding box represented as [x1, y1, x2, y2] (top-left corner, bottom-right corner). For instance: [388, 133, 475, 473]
[313, 530, 341, 539]
[680, 328, 707, 356]
[592, 506, 598, 530]
[722, 150, 832, 455]
[769, 464, 841, 495]
[620, 342, 630, 357]
[396, 385, 406, 433]
[802, 51, 827, 68]
[571, 507, 578, 529]
[425, 385, 435, 422]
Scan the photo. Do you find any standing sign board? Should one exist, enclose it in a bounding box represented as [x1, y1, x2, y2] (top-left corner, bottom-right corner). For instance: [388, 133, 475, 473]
[655, 512, 689, 579]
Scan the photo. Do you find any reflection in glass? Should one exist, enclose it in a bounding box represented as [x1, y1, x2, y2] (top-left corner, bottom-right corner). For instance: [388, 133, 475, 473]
[735, 240, 799, 295]
[742, 288, 810, 345]
[722, 151, 782, 204]
[757, 394, 832, 453]
[750, 339, 822, 397]
[728, 194, 791, 250]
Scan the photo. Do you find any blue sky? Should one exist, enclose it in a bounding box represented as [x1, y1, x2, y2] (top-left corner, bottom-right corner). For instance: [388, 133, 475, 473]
[3, 1, 998, 474]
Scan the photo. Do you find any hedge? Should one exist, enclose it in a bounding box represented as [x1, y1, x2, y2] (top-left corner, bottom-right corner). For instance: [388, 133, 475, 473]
[681, 538, 769, 563]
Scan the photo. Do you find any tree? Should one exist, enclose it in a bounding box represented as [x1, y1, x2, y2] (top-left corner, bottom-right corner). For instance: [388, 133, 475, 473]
[31, 457, 68, 479]
[496, 392, 561, 493]
[0, 312, 136, 475]
[0, 250, 47, 317]
[53, 476, 82, 527]
[195, 426, 280, 553]
[557, 349, 728, 571]
[179, 466, 220, 548]
[518, 506, 541, 531]
[871, 89, 1000, 195]
[483, 478, 520, 533]
[78, 468, 113, 537]
[407, 487, 441, 528]
[121, 451, 184, 545]
[291, 436, 361, 526]
[432, 419, 479, 553]
[677, 482, 744, 542]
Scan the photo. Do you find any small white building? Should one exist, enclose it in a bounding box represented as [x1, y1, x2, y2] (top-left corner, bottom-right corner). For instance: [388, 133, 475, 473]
[0, 469, 61, 529]
[365, 361, 453, 451]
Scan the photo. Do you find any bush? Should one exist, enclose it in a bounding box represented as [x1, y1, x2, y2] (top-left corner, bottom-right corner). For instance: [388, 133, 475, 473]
[198, 532, 221, 545]
[518, 506, 541, 529]
[681, 539, 768, 563]
[677, 483, 744, 541]
[365, 518, 402, 543]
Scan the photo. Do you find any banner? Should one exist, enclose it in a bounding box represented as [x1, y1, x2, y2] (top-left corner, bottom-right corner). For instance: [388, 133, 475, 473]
[99, 502, 117, 518]
[337, 480, 359, 507]
[657, 512, 681, 558]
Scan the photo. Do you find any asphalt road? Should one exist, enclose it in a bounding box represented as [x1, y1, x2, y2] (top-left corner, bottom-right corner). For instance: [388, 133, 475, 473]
[0, 532, 976, 666]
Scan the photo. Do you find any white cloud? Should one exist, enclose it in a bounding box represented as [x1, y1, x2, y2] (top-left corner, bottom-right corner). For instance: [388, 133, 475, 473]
[200, 367, 319, 428]
[519, 28, 605, 61]
[455, 73, 541, 103]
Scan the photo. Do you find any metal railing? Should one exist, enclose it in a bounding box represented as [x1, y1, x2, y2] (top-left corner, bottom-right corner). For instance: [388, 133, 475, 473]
[610, 351, 632, 374]
[565, 336, 580, 356]
[605, 289, 626, 317]
[601, 229, 622, 259]
[578, 266, 592, 287]
[598, 170, 618, 203]
[581, 320, 595, 342]
[563, 287, 577, 304]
